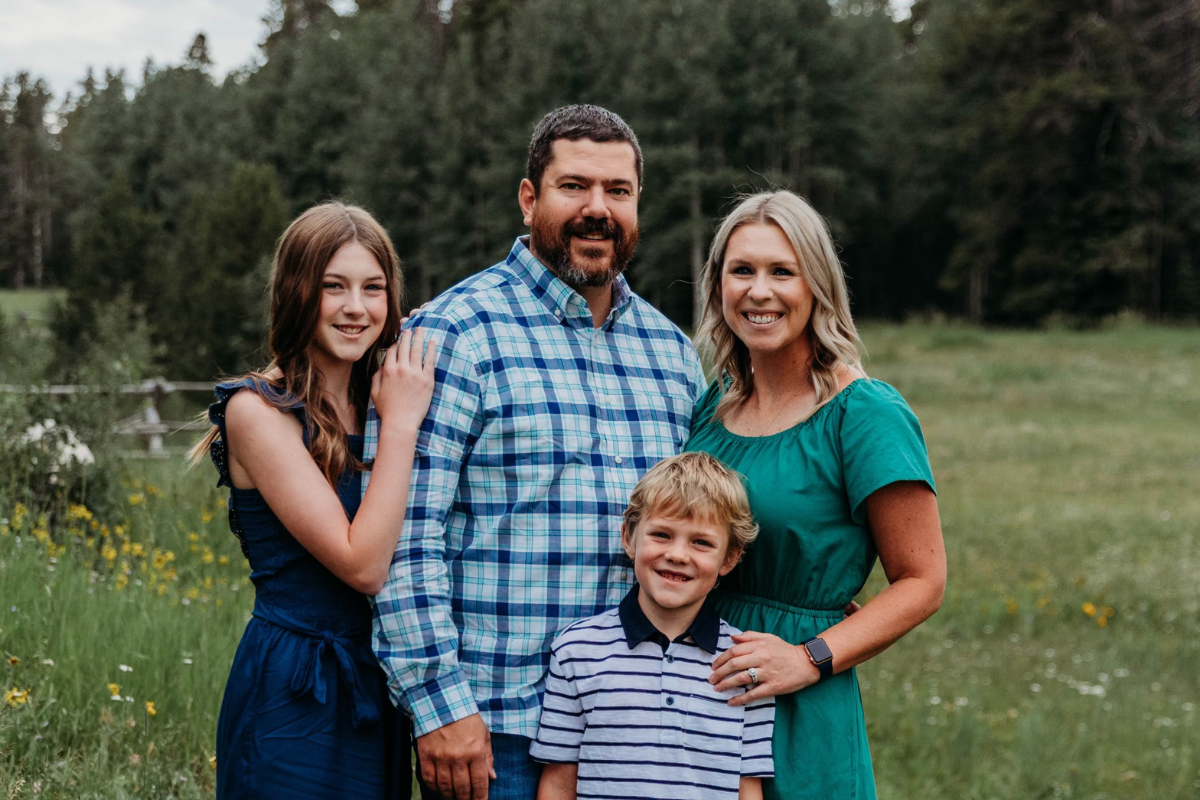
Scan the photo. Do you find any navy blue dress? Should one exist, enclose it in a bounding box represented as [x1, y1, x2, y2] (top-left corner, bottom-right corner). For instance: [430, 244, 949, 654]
[209, 379, 410, 799]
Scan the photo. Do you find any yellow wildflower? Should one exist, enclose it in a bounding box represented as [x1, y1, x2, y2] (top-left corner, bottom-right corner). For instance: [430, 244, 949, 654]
[209, 754, 217, 769]
[85, 537, 95, 550]
[120, 541, 131, 555]
[0, 524, 7, 537]
[165, 568, 178, 581]
[186, 587, 200, 600]
[12, 503, 27, 528]
[90, 519, 99, 529]
[188, 532, 199, 543]
[115, 574, 129, 591]
[1005, 596, 1018, 615]
[202, 549, 215, 564]
[201, 510, 213, 524]
[217, 498, 227, 509]
[102, 545, 118, 562]
[69, 504, 93, 520]
[108, 683, 120, 698]
[1036, 595, 1052, 609]
[128, 493, 145, 506]
[5, 687, 29, 706]
[131, 543, 145, 558]
[6, 656, 18, 666]
[1102, 606, 1115, 618]
[1081, 602, 1097, 617]
[204, 576, 213, 589]
[218, 555, 230, 566]
[1097, 616, 1108, 628]
[145, 701, 157, 716]
[100, 525, 111, 538]
[190, 544, 200, 553]
[145, 484, 159, 496]
[32, 525, 49, 543]
[157, 584, 167, 596]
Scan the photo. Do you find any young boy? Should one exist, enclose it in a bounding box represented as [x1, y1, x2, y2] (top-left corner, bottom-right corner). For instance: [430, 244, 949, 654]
[530, 452, 775, 800]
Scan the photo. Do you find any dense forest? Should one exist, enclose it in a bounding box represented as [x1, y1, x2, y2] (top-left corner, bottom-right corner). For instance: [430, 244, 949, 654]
[1, 0, 1197, 379]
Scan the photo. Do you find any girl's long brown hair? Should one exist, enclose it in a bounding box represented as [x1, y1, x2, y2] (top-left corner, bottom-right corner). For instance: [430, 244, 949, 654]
[190, 202, 404, 485]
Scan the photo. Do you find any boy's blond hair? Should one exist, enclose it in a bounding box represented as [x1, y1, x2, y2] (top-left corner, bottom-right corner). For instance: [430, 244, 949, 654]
[623, 452, 759, 552]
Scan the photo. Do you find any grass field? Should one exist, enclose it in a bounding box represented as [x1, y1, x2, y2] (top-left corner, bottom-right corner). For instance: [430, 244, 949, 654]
[0, 289, 64, 328]
[2, 322, 1198, 798]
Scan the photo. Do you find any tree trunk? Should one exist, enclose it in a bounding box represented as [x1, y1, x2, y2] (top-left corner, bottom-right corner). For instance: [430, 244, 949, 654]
[968, 263, 985, 323]
[13, 156, 27, 290]
[690, 137, 705, 332]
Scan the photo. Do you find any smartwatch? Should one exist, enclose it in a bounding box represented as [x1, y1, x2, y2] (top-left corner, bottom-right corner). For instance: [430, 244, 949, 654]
[802, 637, 834, 680]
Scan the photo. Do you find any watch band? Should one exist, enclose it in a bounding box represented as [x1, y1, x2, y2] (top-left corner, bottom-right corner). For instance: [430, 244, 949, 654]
[802, 636, 834, 680]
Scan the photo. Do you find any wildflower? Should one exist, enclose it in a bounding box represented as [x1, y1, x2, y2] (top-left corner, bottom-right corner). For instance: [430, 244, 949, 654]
[157, 584, 166, 596]
[69, 504, 93, 521]
[128, 493, 145, 506]
[90, 519, 99, 529]
[129, 753, 142, 766]
[41, 659, 53, 666]
[188, 532, 199, 543]
[202, 549, 214, 565]
[119, 664, 133, 672]
[144, 701, 157, 716]
[209, 754, 217, 769]
[204, 576, 213, 589]
[114, 525, 126, 537]
[145, 484, 159, 496]
[130, 543, 145, 557]
[1036, 595, 1052, 609]
[108, 683, 121, 699]
[12, 503, 28, 528]
[186, 587, 200, 600]
[5, 687, 29, 706]
[102, 546, 118, 562]
[7, 656, 18, 666]
[217, 498, 227, 509]
[200, 510, 213, 524]
[1082, 602, 1097, 617]
[1102, 606, 1115, 618]
[218, 555, 230, 566]
[1005, 596, 1018, 615]
[100, 525, 111, 538]
[1097, 616, 1108, 628]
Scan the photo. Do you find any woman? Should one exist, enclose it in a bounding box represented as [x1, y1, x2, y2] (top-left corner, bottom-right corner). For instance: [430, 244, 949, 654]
[687, 191, 946, 799]
[191, 202, 436, 799]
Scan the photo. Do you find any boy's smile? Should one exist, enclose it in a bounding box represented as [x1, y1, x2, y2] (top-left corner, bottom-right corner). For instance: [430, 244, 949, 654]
[623, 512, 741, 640]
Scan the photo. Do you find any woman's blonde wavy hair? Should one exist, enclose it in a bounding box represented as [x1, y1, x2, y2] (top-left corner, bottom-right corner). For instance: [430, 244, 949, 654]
[697, 191, 864, 422]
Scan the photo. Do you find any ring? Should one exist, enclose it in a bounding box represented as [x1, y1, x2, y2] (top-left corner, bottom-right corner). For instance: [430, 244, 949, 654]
[747, 667, 759, 685]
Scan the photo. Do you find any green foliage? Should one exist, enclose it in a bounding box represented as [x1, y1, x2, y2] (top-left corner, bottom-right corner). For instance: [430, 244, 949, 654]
[3, 0, 1198, 380]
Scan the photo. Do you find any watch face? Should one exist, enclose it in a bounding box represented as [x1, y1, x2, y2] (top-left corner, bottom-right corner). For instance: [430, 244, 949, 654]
[806, 638, 833, 663]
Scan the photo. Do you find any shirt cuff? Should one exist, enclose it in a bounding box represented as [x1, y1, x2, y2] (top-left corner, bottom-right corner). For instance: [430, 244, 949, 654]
[402, 671, 480, 737]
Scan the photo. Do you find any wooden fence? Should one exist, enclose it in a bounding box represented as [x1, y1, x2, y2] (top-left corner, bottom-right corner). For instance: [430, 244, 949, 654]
[0, 379, 216, 457]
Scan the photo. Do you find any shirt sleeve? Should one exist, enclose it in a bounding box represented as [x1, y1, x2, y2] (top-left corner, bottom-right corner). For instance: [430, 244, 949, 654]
[529, 638, 586, 764]
[740, 696, 775, 777]
[840, 381, 936, 526]
[368, 313, 486, 737]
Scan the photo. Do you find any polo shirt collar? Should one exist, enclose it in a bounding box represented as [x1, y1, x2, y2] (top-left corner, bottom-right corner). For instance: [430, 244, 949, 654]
[618, 585, 721, 654]
[506, 236, 633, 327]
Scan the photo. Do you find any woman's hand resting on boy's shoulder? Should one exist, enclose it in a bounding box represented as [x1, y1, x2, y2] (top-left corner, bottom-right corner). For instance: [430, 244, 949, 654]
[371, 328, 437, 432]
[708, 631, 821, 706]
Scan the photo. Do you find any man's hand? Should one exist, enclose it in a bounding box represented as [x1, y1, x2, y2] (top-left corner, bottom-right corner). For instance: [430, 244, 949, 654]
[417, 713, 496, 800]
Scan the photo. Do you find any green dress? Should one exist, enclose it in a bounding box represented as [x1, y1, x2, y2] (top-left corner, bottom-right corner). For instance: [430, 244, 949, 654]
[686, 378, 935, 800]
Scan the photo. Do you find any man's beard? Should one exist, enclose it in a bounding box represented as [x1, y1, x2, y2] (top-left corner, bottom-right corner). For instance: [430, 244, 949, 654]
[530, 212, 639, 290]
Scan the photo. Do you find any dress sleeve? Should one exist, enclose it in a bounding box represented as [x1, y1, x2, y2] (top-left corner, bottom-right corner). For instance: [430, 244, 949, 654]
[529, 637, 585, 764]
[367, 313, 486, 737]
[840, 381, 936, 525]
[740, 696, 775, 777]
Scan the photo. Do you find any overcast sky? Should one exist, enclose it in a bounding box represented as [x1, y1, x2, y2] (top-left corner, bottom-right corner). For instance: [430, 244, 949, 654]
[0, 0, 349, 100]
[3, 0, 915, 101]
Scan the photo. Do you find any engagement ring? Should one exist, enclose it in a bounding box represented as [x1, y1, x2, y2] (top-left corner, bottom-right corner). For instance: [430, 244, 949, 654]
[747, 667, 759, 685]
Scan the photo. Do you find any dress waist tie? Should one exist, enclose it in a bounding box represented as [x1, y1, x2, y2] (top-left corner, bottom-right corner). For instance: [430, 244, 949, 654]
[253, 608, 380, 730]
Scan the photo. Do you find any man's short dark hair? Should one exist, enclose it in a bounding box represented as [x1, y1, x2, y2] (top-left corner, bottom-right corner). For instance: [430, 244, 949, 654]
[526, 105, 644, 194]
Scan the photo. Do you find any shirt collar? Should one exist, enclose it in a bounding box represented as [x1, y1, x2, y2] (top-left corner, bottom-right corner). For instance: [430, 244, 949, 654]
[506, 236, 634, 328]
[618, 585, 721, 654]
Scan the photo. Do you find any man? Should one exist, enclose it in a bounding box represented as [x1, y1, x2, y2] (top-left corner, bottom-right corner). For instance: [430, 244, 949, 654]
[365, 105, 706, 800]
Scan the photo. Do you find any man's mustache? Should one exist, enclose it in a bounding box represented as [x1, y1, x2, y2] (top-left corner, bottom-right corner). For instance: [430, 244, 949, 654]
[562, 218, 622, 241]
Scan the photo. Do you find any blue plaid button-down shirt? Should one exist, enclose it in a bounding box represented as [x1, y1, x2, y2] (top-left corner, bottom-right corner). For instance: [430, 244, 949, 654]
[364, 237, 706, 738]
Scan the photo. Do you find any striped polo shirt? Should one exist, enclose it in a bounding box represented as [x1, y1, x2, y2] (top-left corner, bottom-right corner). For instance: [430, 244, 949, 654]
[531, 588, 775, 799]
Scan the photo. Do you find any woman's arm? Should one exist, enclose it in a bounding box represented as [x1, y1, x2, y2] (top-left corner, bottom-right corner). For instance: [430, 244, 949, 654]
[710, 480, 945, 702]
[226, 331, 436, 595]
[537, 763, 578, 800]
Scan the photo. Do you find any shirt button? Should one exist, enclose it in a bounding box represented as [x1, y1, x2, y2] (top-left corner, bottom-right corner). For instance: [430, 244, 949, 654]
[615, 456, 623, 464]
[666, 655, 674, 663]
[666, 696, 675, 706]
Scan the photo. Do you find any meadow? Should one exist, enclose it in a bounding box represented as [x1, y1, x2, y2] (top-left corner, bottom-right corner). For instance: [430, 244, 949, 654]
[2, 321, 1198, 799]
